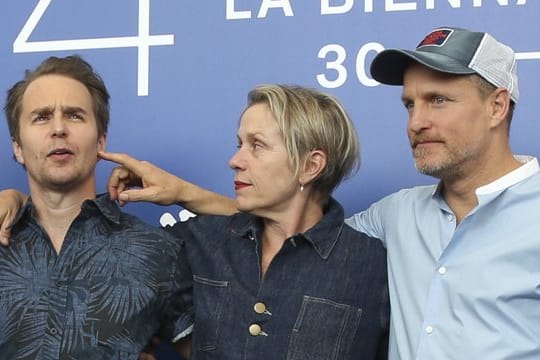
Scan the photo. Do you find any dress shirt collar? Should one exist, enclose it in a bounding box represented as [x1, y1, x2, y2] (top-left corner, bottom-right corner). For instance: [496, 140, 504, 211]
[476, 155, 539, 195]
[432, 155, 539, 200]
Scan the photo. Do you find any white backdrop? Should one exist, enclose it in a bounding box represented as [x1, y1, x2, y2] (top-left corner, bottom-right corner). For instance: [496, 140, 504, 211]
[1, 0, 539, 224]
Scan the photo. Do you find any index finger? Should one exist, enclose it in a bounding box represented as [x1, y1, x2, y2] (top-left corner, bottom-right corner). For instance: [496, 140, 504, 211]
[98, 151, 146, 177]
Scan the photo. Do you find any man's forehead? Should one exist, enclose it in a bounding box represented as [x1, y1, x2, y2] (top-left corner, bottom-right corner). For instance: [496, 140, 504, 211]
[22, 75, 93, 112]
[403, 64, 473, 87]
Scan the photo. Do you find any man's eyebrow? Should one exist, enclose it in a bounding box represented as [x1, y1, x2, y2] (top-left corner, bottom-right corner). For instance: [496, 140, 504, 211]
[30, 105, 89, 115]
[30, 105, 55, 115]
[62, 106, 88, 114]
[400, 94, 411, 104]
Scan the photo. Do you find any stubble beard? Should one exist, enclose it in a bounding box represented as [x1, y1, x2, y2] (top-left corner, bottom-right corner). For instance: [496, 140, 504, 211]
[413, 146, 474, 181]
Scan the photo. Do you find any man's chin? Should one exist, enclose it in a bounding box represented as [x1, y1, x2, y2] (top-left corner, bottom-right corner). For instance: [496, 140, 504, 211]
[42, 177, 83, 192]
[415, 162, 452, 180]
[415, 160, 441, 177]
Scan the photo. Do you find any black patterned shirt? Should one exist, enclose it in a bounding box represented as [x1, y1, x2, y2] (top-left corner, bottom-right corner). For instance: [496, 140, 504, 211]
[0, 194, 193, 359]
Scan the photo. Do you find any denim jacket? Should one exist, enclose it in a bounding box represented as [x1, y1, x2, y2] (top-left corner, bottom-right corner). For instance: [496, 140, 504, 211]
[169, 198, 389, 359]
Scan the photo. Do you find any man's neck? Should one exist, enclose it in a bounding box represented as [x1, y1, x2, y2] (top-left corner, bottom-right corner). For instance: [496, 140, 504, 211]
[29, 183, 97, 254]
[442, 154, 522, 224]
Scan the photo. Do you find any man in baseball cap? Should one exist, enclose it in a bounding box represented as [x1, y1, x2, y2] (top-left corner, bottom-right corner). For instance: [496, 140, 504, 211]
[346, 27, 540, 359]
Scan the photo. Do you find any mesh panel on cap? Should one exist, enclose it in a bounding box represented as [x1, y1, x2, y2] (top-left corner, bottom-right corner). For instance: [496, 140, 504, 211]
[469, 33, 519, 102]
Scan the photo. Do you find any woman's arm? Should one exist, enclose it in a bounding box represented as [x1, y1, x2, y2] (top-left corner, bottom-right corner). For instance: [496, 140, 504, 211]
[99, 151, 237, 215]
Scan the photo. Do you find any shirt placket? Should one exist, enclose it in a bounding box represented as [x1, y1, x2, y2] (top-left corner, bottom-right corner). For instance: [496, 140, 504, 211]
[41, 229, 75, 358]
[415, 209, 456, 360]
[243, 230, 294, 358]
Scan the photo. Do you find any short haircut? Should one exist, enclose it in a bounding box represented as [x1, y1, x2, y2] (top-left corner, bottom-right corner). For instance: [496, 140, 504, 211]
[469, 74, 515, 130]
[4, 55, 110, 143]
[246, 84, 360, 200]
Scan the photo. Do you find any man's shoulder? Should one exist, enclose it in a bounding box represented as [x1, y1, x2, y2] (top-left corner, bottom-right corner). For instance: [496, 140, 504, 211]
[376, 183, 437, 207]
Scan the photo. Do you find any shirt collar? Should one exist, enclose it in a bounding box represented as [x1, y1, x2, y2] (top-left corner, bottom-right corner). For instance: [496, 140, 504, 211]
[87, 193, 122, 225]
[234, 197, 345, 260]
[476, 155, 539, 195]
[10, 198, 36, 230]
[10, 193, 122, 231]
[432, 155, 539, 201]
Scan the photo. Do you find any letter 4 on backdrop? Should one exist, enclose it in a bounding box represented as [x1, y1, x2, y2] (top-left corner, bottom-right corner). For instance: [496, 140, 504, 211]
[1, 1, 539, 224]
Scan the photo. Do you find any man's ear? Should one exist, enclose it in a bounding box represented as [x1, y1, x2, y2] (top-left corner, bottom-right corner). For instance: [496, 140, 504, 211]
[299, 150, 327, 186]
[489, 88, 511, 129]
[97, 133, 107, 153]
[12, 138, 24, 165]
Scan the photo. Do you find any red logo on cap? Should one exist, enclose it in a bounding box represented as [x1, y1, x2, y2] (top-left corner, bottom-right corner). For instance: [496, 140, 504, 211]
[417, 29, 452, 48]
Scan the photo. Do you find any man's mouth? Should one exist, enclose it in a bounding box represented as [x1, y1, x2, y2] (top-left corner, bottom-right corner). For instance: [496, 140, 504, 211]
[411, 138, 443, 149]
[47, 148, 74, 158]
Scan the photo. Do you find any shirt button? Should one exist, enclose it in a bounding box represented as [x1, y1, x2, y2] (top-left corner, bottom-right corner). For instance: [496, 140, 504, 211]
[249, 324, 262, 336]
[50, 328, 58, 335]
[446, 214, 454, 222]
[438, 267, 447, 275]
[55, 280, 64, 287]
[425, 325, 434, 334]
[254, 302, 267, 314]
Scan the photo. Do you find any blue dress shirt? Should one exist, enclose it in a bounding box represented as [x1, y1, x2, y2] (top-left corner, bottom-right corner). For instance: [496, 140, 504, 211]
[346, 156, 540, 359]
[0, 194, 193, 359]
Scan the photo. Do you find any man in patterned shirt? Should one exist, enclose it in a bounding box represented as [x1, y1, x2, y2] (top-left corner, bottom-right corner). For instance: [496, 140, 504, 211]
[0, 55, 193, 359]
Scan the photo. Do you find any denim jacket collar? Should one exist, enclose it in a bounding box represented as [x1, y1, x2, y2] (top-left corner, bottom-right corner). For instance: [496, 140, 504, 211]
[233, 197, 345, 260]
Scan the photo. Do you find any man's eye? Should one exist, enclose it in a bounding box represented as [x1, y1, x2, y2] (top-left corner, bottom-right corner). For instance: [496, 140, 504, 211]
[433, 96, 446, 104]
[404, 102, 413, 110]
[33, 115, 48, 123]
[69, 113, 83, 120]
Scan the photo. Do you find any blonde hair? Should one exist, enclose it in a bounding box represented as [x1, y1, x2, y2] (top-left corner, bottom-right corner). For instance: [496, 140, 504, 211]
[246, 84, 360, 200]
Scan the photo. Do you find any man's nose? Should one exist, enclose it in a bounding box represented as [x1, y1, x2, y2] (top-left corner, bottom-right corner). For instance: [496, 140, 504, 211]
[50, 116, 67, 137]
[408, 105, 431, 133]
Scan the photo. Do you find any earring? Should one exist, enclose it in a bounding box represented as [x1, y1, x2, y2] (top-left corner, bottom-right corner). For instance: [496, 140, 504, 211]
[300, 184, 304, 192]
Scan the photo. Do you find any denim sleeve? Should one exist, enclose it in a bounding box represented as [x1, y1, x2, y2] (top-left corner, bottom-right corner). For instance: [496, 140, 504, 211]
[155, 227, 194, 341]
[375, 282, 390, 360]
[162, 221, 195, 340]
[172, 243, 194, 340]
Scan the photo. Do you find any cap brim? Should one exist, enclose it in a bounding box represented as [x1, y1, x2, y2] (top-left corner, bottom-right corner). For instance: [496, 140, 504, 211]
[370, 49, 476, 85]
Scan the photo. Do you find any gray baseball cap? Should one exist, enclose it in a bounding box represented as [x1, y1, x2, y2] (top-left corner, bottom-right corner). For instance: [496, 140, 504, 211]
[370, 27, 519, 102]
